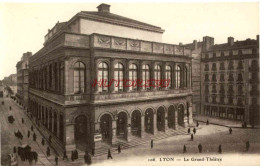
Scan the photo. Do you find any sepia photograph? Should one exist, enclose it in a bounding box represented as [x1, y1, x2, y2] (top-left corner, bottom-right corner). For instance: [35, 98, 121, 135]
[0, 1, 259, 166]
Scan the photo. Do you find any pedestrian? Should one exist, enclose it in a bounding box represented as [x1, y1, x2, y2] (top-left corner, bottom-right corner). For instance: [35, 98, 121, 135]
[206, 119, 209, 125]
[229, 128, 232, 134]
[183, 145, 187, 153]
[107, 149, 113, 159]
[196, 121, 199, 127]
[47, 147, 51, 157]
[84, 153, 88, 163]
[88, 153, 92, 165]
[246, 141, 250, 151]
[191, 134, 194, 141]
[92, 148, 95, 156]
[188, 128, 190, 134]
[49, 135, 52, 144]
[218, 145, 222, 154]
[31, 125, 34, 131]
[151, 139, 153, 149]
[27, 130, 30, 138]
[62, 151, 68, 161]
[9, 106, 12, 110]
[13, 146, 16, 153]
[55, 155, 58, 165]
[193, 128, 196, 135]
[41, 138, 45, 146]
[33, 133, 37, 141]
[198, 144, 202, 153]
[71, 151, 74, 161]
[118, 144, 121, 154]
[74, 150, 78, 160]
[22, 118, 24, 124]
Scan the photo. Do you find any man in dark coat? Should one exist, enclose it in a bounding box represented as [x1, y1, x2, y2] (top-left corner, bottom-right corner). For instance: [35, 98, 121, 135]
[22, 118, 24, 124]
[193, 128, 196, 135]
[198, 144, 202, 153]
[151, 139, 153, 149]
[218, 145, 222, 154]
[84, 153, 88, 163]
[107, 149, 113, 159]
[9, 106, 12, 110]
[55, 155, 58, 165]
[183, 145, 187, 153]
[27, 130, 30, 138]
[188, 128, 190, 134]
[118, 144, 121, 154]
[62, 151, 68, 161]
[41, 138, 45, 146]
[33, 133, 37, 141]
[191, 134, 194, 141]
[31, 125, 34, 131]
[229, 128, 232, 134]
[92, 148, 95, 156]
[196, 121, 199, 127]
[246, 141, 250, 151]
[47, 147, 51, 157]
[206, 119, 209, 125]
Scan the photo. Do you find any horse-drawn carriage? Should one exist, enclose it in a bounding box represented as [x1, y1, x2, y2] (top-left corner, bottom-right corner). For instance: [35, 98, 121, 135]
[17, 144, 38, 164]
[8, 115, 15, 124]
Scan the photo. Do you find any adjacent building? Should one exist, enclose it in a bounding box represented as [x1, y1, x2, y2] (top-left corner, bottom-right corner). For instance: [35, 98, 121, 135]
[28, 4, 193, 153]
[200, 35, 259, 126]
[16, 52, 31, 109]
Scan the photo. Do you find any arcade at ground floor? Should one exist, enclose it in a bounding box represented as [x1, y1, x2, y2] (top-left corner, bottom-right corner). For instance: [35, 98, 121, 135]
[28, 94, 193, 152]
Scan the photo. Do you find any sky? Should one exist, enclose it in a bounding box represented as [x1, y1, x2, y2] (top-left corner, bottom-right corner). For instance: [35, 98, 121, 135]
[0, 2, 259, 80]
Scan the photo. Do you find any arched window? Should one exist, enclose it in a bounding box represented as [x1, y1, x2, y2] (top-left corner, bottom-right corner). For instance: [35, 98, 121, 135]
[165, 65, 171, 89]
[228, 61, 234, 70]
[237, 73, 243, 82]
[219, 84, 225, 94]
[220, 74, 225, 82]
[212, 63, 217, 71]
[220, 62, 225, 70]
[212, 74, 217, 82]
[237, 85, 243, 95]
[237, 61, 243, 69]
[114, 63, 124, 92]
[228, 73, 234, 82]
[204, 64, 209, 71]
[98, 62, 108, 92]
[154, 65, 161, 89]
[212, 84, 217, 93]
[175, 65, 181, 89]
[221, 52, 225, 57]
[220, 96, 225, 104]
[205, 85, 209, 94]
[142, 64, 150, 90]
[205, 74, 209, 82]
[129, 64, 137, 91]
[184, 66, 188, 88]
[73, 62, 85, 94]
[228, 85, 234, 94]
[228, 97, 233, 105]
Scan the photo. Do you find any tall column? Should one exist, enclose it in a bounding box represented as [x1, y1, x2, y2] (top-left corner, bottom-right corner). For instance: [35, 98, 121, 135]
[138, 61, 143, 92]
[140, 116, 145, 138]
[153, 113, 157, 135]
[109, 59, 115, 93]
[57, 113, 60, 139]
[125, 60, 130, 92]
[126, 118, 133, 141]
[65, 123, 76, 152]
[151, 62, 155, 91]
[174, 110, 178, 130]
[165, 115, 169, 133]
[188, 103, 194, 124]
[111, 120, 117, 144]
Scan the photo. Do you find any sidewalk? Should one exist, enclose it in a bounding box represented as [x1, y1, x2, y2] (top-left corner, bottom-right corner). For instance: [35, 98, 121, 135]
[193, 115, 260, 129]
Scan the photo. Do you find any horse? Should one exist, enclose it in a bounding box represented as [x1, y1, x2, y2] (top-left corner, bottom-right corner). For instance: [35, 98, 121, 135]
[28, 151, 38, 164]
[17, 145, 31, 161]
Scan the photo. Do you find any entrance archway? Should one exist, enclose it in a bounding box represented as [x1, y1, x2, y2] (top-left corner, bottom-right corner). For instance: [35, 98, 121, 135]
[168, 105, 176, 129]
[177, 104, 184, 126]
[75, 115, 90, 147]
[100, 114, 112, 144]
[157, 107, 165, 131]
[131, 110, 141, 137]
[117, 112, 128, 140]
[145, 108, 154, 134]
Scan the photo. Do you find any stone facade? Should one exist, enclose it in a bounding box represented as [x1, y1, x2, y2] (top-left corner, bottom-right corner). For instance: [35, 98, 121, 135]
[16, 52, 31, 109]
[200, 36, 260, 126]
[28, 4, 193, 152]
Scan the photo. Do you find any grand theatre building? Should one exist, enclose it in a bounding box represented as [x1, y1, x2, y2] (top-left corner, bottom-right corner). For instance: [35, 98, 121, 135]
[28, 4, 193, 152]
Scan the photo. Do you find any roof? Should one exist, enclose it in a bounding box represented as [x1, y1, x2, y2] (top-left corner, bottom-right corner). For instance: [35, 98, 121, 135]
[79, 11, 163, 32]
[209, 39, 258, 51]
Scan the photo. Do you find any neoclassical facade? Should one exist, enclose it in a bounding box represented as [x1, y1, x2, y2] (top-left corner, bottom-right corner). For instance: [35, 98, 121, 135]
[201, 36, 259, 126]
[28, 4, 193, 152]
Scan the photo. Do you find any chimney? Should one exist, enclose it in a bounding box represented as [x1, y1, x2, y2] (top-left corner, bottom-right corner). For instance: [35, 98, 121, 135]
[228, 37, 234, 46]
[193, 40, 198, 49]
[202, 36, 214, 51]
[179, 42, 183, 46]
[97, 3, 110, 13]
[257, 35, 259, 42]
